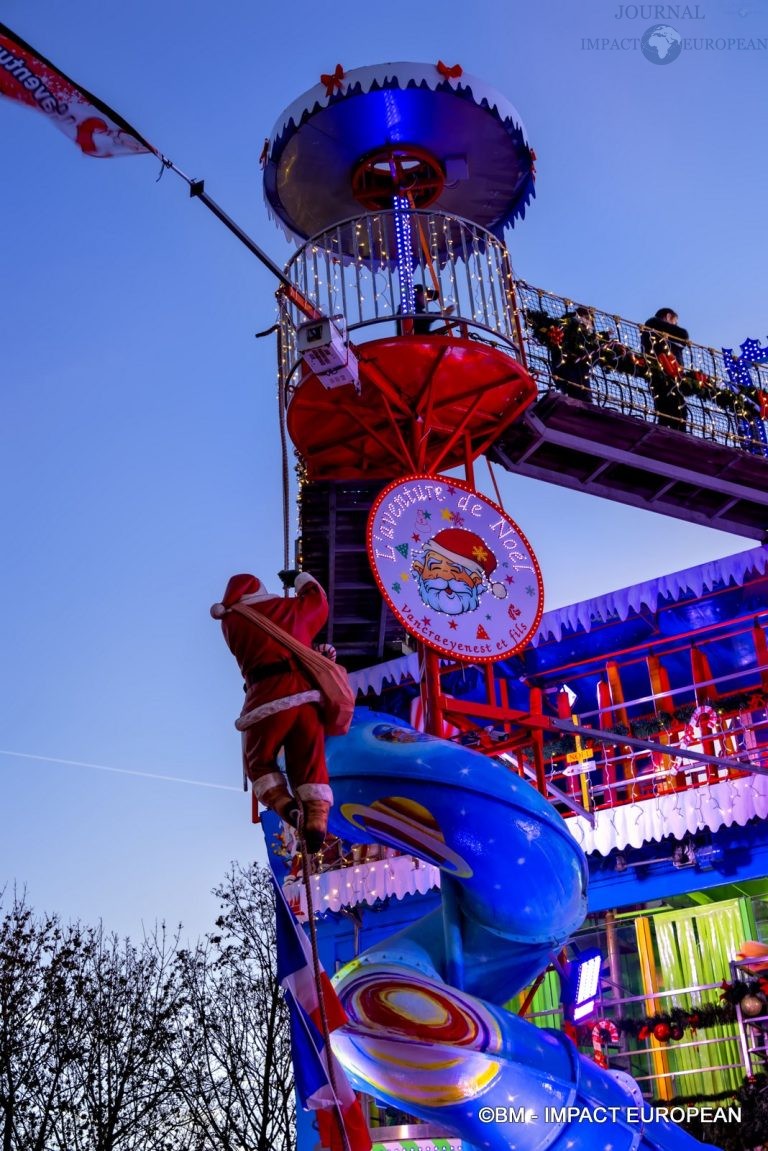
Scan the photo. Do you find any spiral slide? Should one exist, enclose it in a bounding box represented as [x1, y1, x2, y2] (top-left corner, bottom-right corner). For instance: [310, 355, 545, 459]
[324, 712, 702, 1151]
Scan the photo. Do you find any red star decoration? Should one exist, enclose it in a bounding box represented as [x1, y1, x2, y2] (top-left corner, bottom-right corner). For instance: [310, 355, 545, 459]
[446, 485, 456, 495]
[448, 620, 458, 630]
[412, 532, 421, 542]
[421, 615, 432, 626]
[506, 575, 515, 584]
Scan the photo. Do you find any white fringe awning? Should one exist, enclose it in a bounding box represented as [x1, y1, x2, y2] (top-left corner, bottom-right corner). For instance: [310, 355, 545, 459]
[284, 854, 441, 922]
[567, 773, 768, 856]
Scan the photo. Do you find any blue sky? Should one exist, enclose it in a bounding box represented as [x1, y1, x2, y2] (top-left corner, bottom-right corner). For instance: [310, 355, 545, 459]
[0, 0, 766, 940]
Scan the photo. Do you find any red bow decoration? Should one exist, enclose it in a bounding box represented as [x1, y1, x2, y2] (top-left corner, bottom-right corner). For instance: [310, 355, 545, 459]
[758, 390, 768, 419]
[321, 64, 345, 97]
[436, 60, 463, 80]
[259, 137, 269, 169]
[529, 148, 537, 177]
[547, 325, 564, 346]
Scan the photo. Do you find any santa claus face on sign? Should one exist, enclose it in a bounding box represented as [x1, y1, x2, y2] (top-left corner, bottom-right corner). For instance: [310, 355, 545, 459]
[412, 548, 484, 615]
[411, 528, 506, 617]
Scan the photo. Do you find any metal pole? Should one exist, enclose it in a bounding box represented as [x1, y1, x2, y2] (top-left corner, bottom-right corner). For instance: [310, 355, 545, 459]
[552, 718, 768, 779]
[188, 179, 291, 287]
[419, 645, 444, 737]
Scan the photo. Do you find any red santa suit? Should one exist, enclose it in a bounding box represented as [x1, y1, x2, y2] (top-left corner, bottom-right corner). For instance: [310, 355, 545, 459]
[211, 573, 333, 820]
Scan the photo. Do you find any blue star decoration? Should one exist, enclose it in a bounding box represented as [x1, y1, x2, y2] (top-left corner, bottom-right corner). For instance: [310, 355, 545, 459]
[423, 510, 432, 520]
[741, 337, 768, 363]
[525, 585, 535, 596]
[392, 582, 401, 593]
[486, 613, 492, 620]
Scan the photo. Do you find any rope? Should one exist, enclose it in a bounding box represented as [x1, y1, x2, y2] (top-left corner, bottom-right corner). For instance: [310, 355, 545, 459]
[300, 829, 354, 1151]
[276, 303, 291, 576]
[405, 189, 445, 307]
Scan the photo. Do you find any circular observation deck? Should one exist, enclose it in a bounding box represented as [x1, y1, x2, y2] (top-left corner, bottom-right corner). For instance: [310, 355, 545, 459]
[263, 61, 535, 249]
[281, 210, 537, 480]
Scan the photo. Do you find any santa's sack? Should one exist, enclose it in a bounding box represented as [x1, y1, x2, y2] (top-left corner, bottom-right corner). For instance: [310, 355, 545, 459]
[299, 651, 355, 736]
[229, 602, 355, 736]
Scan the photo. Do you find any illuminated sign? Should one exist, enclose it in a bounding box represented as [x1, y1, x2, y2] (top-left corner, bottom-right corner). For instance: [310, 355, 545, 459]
[367, 474, 543, 663]
[560, 947, 602, 1023]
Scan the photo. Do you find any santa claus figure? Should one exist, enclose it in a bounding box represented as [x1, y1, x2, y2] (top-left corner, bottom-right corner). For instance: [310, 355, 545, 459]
[211, 571, 334, 853]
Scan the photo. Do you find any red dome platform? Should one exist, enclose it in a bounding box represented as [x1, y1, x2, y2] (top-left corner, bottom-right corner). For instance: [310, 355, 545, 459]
[287, 335, 537, 480]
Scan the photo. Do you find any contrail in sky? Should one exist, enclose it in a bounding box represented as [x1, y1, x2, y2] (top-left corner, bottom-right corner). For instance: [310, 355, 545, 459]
[0, 749, 241, 792]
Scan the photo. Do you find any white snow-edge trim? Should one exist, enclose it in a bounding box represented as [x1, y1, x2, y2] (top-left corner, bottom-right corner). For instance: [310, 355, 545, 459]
[294, 572, 320, 594]
[251, 771, 288, 800]
[235, 691, 322, 731]
[534, 545, 768, 645]
[296, 783, 334, 803]
[269, 61, 529, 157]
[348, 652, 421, 697]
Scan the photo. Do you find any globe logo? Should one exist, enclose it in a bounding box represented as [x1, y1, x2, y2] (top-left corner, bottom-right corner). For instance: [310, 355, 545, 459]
[641, 24, 683, 64]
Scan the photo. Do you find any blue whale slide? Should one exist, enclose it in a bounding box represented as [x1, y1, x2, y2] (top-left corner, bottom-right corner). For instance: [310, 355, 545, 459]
[317, 711, 703, 1151]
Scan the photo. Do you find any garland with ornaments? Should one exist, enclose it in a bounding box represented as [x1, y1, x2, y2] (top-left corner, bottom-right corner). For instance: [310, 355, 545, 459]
[525, 308, 768, 419]
[577, 1000, 741, 1049]
[577, 975, 768, 1053]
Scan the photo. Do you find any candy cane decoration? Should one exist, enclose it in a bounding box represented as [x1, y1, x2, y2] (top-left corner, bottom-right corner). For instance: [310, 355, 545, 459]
[681, 704, 720, 777]
[592, 1018, 620, 1068]
[592, 1019, 619, 1049]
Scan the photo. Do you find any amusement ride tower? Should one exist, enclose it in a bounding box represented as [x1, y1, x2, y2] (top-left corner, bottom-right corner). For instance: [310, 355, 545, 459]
[263, 61, 546, 715]
[259, 63, 710, 1151]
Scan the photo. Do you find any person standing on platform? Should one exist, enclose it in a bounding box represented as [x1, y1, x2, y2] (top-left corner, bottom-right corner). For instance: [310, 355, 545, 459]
[551, 306, 601, 400]
[641, 307, 690, 430]
[397, 284, 454, 335]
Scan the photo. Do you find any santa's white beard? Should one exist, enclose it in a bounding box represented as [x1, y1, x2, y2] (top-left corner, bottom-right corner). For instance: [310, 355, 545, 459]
[417, 576, 481, 616]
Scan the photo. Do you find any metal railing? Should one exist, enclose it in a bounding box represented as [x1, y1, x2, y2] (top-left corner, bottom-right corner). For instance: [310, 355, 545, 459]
[278, 208, 521, 385]
[517, 683, 767, 814]
[513, 281, 768, 454]
[731, 960, 768, 1078]
[527, 981, 747, 1099]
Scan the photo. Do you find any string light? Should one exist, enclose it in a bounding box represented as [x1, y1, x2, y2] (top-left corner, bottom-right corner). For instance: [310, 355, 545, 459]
[392, 194, 415, 314]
